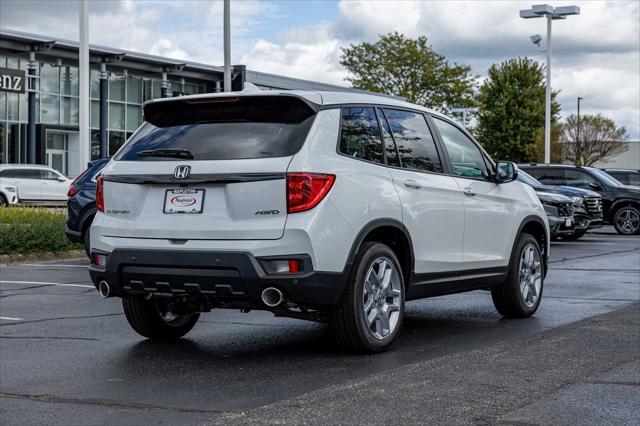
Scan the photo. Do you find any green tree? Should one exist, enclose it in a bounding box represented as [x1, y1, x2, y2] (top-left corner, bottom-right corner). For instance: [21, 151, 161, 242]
[476, 57, 560, 162]
[560, 114, 628, 166]
[340, 32, 476, 113]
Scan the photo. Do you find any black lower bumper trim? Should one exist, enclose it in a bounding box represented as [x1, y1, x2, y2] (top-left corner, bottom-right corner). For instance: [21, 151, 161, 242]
[89, 249, 347, 307]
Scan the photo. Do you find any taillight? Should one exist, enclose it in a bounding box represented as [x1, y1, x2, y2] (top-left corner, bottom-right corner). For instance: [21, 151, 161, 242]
[67, 168, 90, 198]
[67, 183, 78, 197]
[96, 176, 104, 212]
[287, 173, 335, 214]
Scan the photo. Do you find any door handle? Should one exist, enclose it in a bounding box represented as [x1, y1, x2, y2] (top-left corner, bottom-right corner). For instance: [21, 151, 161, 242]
[463, 186, 476, 196]
[403, 179, 422, 189]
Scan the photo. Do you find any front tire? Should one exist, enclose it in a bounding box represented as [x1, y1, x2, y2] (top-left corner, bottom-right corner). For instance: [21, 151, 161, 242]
[492, 233, 544, 318]
[613, 206, 640, 235]
[329, 242, 405, 353]
[123, 297, 199, 340]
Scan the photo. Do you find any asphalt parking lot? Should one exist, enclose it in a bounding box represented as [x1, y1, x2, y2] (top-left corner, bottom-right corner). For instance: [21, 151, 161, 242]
[1, 227, 638, 425]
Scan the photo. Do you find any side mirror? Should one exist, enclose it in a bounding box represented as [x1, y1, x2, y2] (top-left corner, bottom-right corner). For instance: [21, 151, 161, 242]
[495, 161, 518, 184]
[57, 176, 67, 182]
[589, 181, 603, 190]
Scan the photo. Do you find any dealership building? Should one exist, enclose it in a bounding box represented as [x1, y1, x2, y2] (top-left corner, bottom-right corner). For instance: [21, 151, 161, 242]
[0, 29, 366, 177]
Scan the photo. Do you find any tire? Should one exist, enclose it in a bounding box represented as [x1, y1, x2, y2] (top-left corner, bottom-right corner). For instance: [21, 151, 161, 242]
[491, 233, 543, 318]
[122, 297, 200, 340]
[83, 226, 91, 258]
[613, 206, 640, 235]
[329, 242, 405, 353]
[562, 230, 587, 241]
[0, 194, 7, 207]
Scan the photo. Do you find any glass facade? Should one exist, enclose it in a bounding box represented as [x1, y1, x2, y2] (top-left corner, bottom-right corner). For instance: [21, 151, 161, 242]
[0, 53, 208, 166]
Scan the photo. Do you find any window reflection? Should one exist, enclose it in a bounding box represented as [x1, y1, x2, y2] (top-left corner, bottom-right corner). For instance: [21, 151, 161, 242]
[339, 107, 384, 164]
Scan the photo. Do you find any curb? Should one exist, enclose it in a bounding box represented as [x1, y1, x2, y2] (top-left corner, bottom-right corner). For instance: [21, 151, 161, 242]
[0, 250, 87, 266]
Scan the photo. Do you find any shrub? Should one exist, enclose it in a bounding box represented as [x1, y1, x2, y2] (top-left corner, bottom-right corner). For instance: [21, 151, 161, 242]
[0, 207, 81, 255]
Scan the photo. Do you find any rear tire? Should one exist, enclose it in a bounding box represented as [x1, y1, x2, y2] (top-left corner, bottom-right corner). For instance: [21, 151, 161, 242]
[329, 242, 405, 353]
[492, 233, 543, 318]
[0, 195, 7, 207]
[613, 206, 640, 235]
[122, 297, 199, 340]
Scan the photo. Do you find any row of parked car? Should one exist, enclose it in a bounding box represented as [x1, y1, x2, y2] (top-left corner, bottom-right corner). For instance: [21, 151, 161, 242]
[0, 161, 639, 254]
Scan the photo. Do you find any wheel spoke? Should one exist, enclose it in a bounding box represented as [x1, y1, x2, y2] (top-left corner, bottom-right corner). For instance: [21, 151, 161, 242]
[378, 309, 390, 335]
[363, 295, 374, 313]
[367, 307, 378, 326]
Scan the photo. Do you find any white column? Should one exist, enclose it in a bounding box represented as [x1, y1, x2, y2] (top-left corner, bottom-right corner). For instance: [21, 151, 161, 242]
[78, 0, 90, 173]
[223, 0, 231, 92]
[544, 15, 552, 164]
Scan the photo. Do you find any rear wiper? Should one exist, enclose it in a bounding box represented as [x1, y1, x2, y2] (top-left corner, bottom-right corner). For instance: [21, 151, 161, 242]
[136, 149, 194, 159]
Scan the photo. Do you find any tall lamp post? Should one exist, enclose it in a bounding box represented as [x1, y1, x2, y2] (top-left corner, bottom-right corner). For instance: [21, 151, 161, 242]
[520, 4, 580, 164]
[577, 97, 583, 144]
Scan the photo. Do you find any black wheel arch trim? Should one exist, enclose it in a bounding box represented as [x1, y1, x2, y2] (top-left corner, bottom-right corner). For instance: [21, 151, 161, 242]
[343, 218, 415, 280]
[513, 214, 549, 276]
[609, 199, 640, 219]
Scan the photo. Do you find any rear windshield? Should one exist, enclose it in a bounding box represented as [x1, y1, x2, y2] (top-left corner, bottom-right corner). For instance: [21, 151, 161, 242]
[114, 95, 317, 161]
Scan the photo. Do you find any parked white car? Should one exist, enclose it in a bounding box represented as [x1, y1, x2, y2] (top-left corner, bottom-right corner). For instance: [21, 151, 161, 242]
[90, 91, 549, 352]
[0, 164, 71, 202]
[0, 180, 19, 206]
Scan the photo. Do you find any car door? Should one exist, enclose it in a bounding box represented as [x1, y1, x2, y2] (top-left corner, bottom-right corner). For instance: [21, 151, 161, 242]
[381, 108, 465, 274]
[6, 169, 42, 200]
[40, 169, 69, 201]
[431, 116, 518, 270]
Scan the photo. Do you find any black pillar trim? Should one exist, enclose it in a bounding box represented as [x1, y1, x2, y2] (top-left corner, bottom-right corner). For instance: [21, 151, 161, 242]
[99, 74, 108, 158]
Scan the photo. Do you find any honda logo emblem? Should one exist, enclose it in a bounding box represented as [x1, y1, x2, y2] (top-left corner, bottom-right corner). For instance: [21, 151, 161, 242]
[174, 165, 191, 179]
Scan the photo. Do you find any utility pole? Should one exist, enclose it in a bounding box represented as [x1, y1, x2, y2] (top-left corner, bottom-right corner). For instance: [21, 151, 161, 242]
[223, 0, 231, 92]
[78, 0, 90, 172]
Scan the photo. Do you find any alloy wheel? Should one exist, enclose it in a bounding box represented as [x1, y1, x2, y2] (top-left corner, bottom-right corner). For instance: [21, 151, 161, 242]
[519, 244, 542, 308]
[616, 208, 640, 234]
[362, 257, 402, 340]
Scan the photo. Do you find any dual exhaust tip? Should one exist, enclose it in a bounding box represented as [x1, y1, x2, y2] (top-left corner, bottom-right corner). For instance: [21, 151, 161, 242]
[99, 281, 284, 307]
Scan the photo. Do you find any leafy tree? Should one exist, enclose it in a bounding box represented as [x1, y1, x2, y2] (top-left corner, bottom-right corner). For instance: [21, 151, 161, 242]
[560, 114, 628, 166]
[530, 124, 563, 163]
[476, 57, 560, 162]
[340, 32, 476, 113]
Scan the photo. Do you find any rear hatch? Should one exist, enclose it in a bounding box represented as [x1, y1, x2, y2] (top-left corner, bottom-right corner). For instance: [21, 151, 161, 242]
[101, 94, 318, 240]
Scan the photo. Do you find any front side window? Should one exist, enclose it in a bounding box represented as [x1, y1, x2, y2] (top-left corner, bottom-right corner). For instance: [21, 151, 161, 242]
[339, 107, 384, 164]
[383, 109, 442, 172]
[564, 169, 598, 189]
[41, 170, 61, 180]
[432, 117, 489, 179]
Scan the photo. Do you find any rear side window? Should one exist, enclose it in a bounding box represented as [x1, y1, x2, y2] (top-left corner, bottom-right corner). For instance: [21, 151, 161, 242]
[377, 109, 401, 167]
[339, 107, 384, 164]
[383, 109, 442, 173]
[115, 96, 317, 161]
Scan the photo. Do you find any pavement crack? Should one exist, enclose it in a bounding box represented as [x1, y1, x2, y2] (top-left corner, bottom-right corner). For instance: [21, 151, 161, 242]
[0, 313, 123, 327]
[0, 392, 233, 414]
[550, 247, 640, 264]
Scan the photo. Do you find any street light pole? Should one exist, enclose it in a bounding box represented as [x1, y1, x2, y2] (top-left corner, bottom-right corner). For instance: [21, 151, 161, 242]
[78, 0, 90, 172]
[577, 97, 583, 144]
[520, 4, 580, 164]
[223, 0, 231, 92]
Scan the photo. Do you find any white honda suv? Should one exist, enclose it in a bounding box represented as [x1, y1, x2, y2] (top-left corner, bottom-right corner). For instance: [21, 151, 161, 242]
[90, 91, 549, 352]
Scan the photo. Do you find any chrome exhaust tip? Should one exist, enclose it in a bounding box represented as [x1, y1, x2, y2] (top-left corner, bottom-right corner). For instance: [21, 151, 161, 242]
[261, 287, 283, 307]
[98, 280, 111, 298]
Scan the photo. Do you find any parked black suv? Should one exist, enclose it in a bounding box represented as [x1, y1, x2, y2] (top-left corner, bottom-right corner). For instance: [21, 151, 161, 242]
[520, 164, 640, 235]
[517, 170, 603, 240]
[603, 169, 640, 187]
[65, 158, 110, 255]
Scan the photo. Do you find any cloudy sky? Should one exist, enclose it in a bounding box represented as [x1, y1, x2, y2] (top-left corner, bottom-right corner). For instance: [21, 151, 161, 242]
[1, 0, 638, 138]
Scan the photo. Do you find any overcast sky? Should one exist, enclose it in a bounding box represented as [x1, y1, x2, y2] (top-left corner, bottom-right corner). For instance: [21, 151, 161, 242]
[1, 0, 638, 139]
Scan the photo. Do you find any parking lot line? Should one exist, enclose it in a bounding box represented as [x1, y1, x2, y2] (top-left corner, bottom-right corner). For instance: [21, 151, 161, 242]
[19, 264, 88, 268]
[0, 316, 24, 321]
[0, 280, 94, 289]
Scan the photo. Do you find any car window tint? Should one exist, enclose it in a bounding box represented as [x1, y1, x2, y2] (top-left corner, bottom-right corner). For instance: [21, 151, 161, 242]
[376, 109, 401, 167]
[564, 169, 597, 189]
[432, 117, 488, 179]
[41, 170, 60, 180]
[526, 168, 564, 185]
[383, 109, 442, 172]
[7, 169, 41, 179]
[339, 107, 384, 164]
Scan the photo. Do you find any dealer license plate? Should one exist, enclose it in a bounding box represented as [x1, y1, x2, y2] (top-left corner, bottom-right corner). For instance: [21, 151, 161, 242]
[163, 189, 205, 214]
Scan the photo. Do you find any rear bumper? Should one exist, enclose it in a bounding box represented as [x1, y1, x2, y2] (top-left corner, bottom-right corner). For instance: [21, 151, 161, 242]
[88, 249, 348, 307]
